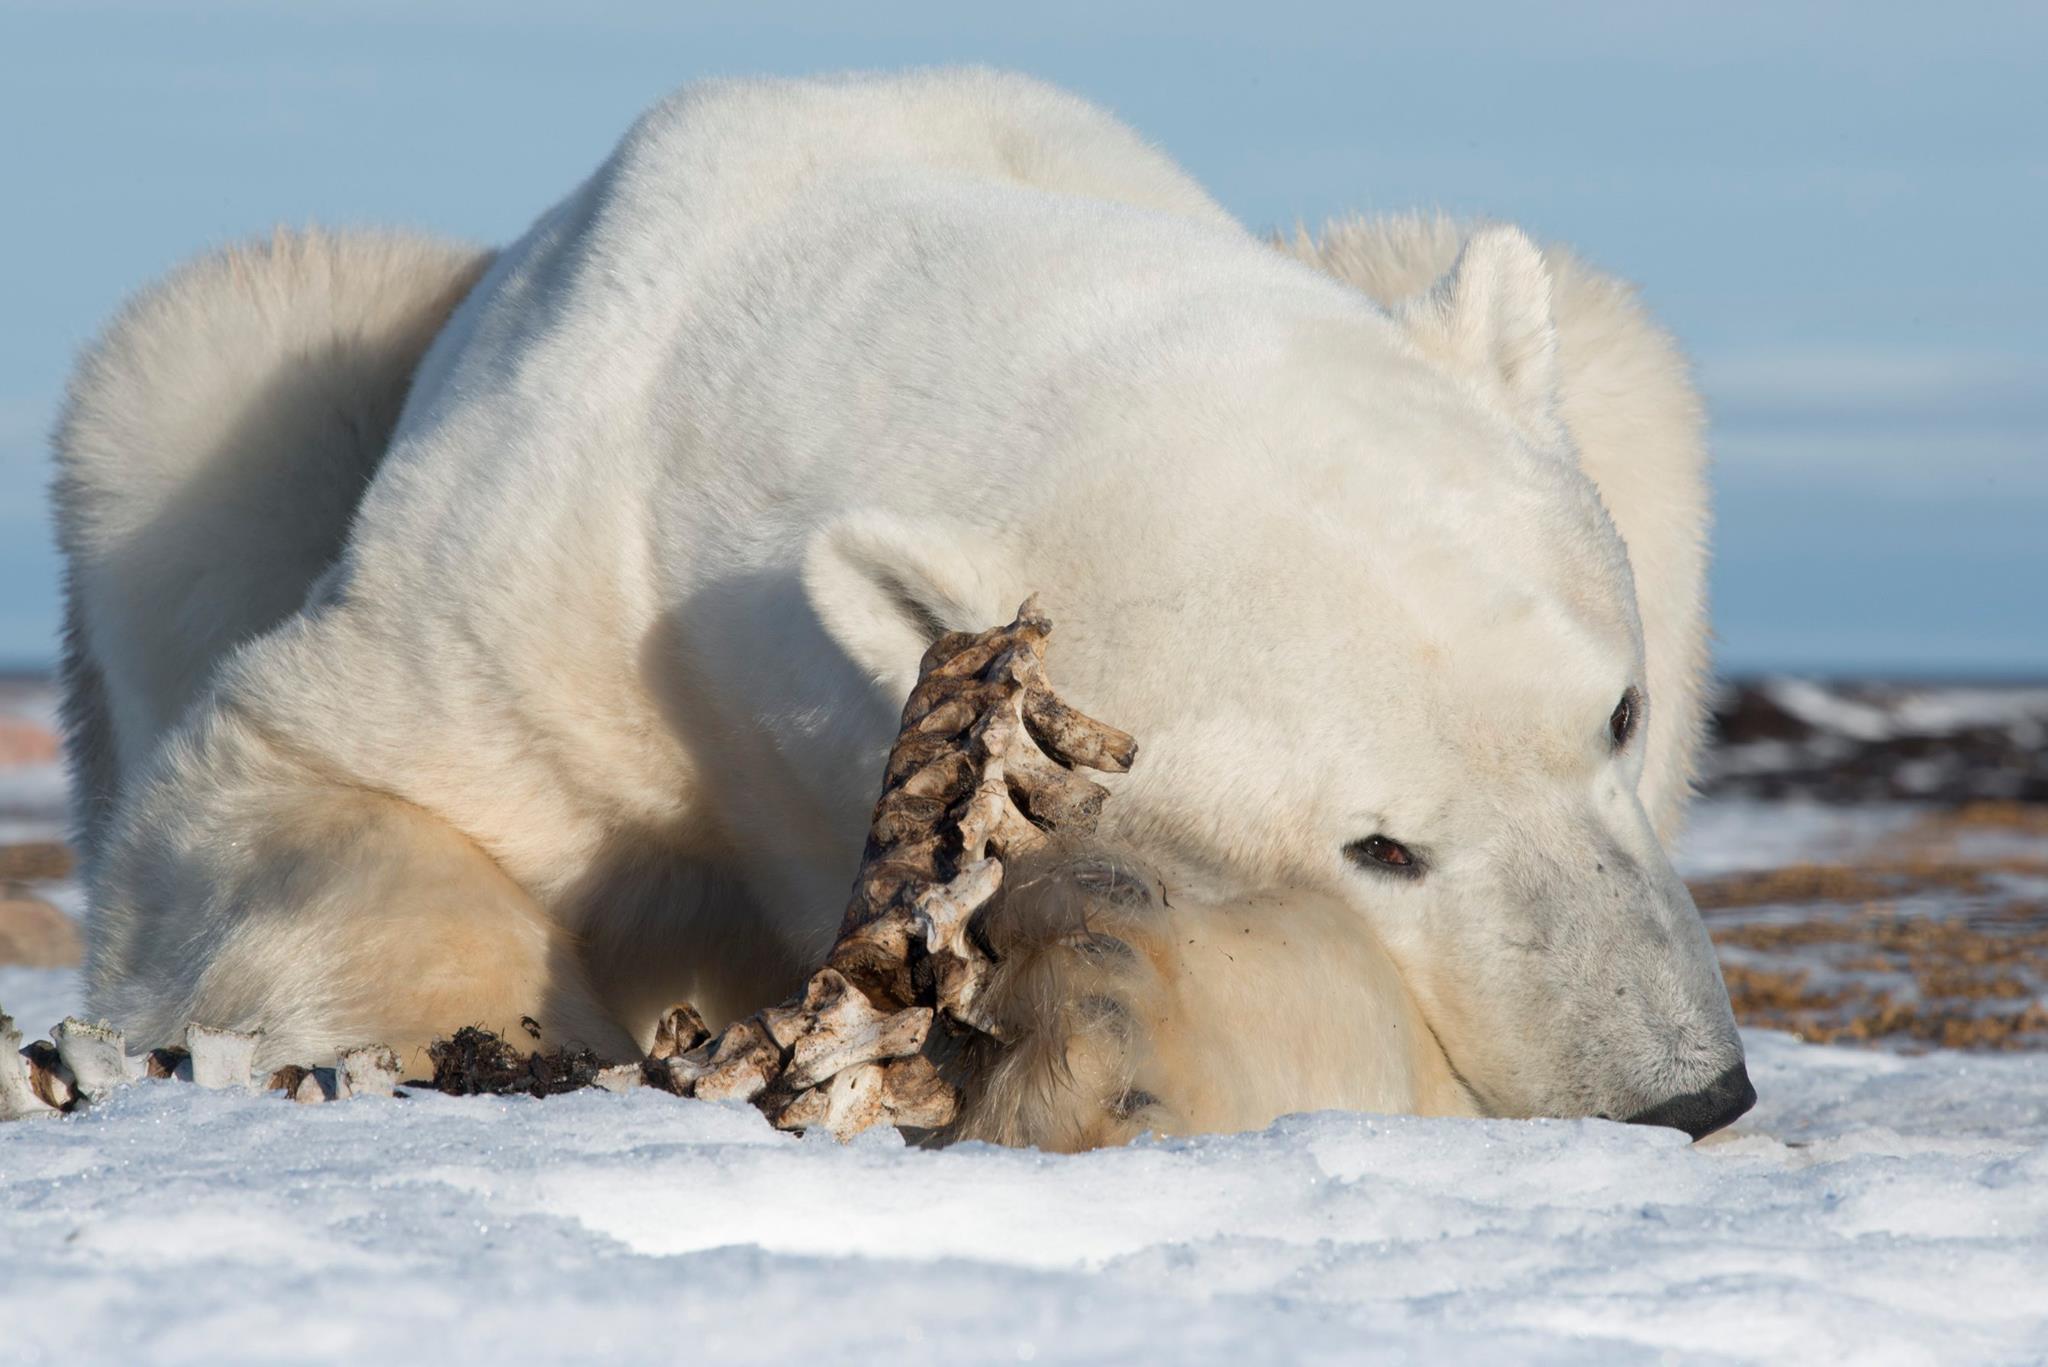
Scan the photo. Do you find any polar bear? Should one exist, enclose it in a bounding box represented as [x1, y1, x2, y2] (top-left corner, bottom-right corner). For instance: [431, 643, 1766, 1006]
[53, 69, 1750, 1145]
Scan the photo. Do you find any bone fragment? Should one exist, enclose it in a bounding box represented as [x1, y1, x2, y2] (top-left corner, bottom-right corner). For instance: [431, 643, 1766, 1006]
[690, 1018, 779, 1103]
[20, 1039, 77, 1111]
[1, 1010, 60, 1120]
[772, 1060, 886, 1138]
[779, 970, 932, 1090]
[648, 1051, 707, 1096]
[339, 1045, 402, 1098]
[873, 1055, 960, 1130]
[649, 1004, 711, 1060]
[912, 859, 1005, 1030]
[146, 1047, 190, 1081]
[593, 1063, 644, 1094]
[185, 1023, 259, 1090]
[52, 1017, 128, 1100]
[266, 1064, 340, 1103]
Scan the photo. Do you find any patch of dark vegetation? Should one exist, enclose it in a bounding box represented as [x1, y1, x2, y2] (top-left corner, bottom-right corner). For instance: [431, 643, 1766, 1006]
[1701, 845, 2048, 1051]
[426, 1025, 607, 1098]
[1705, 679, 2048, 804]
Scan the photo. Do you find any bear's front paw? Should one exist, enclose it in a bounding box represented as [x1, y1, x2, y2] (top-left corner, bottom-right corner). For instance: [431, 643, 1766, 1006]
[942, 845, 1181, 1151]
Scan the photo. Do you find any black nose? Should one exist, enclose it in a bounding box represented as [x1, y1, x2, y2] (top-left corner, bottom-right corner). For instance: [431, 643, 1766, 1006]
[1624, 1062, 1756, 1140]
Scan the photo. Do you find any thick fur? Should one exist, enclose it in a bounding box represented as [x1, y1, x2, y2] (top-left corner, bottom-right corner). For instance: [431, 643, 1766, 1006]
[952, 845, 1472, 1150]
[53, 227, 493, 870]
[55, 70, 1734, 1138]
[1278, 217, 1710, 841]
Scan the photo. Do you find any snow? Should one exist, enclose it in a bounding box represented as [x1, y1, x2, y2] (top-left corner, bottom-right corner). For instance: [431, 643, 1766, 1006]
[1762, 679, 1898, 742]
[1, 1032, 2045, 1364]
[1761, 679, 2048, 744]
[1670, 800, 1923, 878]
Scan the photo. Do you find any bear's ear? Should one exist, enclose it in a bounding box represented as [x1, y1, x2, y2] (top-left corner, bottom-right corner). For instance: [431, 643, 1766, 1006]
[803, 511, 1021, 696]
[1400, 224, 1562, 442]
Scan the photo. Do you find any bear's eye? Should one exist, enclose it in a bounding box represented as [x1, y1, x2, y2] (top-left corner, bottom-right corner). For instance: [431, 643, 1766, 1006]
[1609, 688, 1641, 749]
[1345, 835, 1421, 877]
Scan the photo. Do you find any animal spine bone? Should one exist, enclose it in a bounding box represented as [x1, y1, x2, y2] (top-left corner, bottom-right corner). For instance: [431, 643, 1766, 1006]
[752, 596, 1137, 1134]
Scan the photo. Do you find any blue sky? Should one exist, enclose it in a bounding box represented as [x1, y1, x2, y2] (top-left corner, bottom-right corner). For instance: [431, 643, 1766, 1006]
[1, 1, 2041, 673]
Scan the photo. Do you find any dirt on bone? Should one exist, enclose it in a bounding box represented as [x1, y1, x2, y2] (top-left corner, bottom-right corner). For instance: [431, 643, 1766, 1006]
[821, 601, 1136, 1026]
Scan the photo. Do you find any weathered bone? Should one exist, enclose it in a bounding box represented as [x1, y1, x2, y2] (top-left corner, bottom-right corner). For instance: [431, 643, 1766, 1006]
[185, 1023, 259, 1090]
[649, 1004, 711, 1060]
[266, 1064, 347, 1104]
[727, 597, 1135, 1135]
[267, 1064, 314, 1100]
[777, 969, 932, 1090]
[872, 1055, 960, 1129]
[594, 1063, 644, 1094]
[1, 1011, 61, 1120]
[689, 1019, 780, 1103]
[649, 1052, 707, 1096]
[771, 1060, 887, 1138]
[912, 858, 1005, 1029]
[146, 1047, 190, 1081]
[339, 1046, 401, 1098]
[52, 1017, 128, 1101]
[21, 1039, 78, 1111]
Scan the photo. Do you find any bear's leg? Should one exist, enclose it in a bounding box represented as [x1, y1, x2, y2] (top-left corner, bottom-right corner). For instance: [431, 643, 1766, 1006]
[91, 777, 638, 1078]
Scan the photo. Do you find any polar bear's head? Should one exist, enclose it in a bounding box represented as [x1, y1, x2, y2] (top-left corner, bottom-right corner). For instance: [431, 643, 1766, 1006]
[805, 227, 1749, 1137]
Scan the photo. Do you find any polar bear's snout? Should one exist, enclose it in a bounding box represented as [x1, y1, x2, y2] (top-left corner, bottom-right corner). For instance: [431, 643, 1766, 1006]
[1350, 791, 1752, 1137]
[1624, 1061, 1757, 1140]
[1583, 844, 1755, 1139]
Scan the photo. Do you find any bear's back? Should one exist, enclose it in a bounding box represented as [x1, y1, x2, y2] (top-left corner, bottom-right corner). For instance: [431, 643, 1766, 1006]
[200, 70, 1409, 900]
[358, 67, 1372, 588]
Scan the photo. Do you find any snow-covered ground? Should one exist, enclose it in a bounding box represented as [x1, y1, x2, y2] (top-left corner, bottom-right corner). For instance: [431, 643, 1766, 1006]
[5, 682, 2047, 1364]
[3, 1031, 2046, 1364]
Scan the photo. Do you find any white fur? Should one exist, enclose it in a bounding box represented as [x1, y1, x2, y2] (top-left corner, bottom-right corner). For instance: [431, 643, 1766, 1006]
[54, 227, 492, 869]
[1279, 214, 1711, 843]
[57, 69, 1734, 1138]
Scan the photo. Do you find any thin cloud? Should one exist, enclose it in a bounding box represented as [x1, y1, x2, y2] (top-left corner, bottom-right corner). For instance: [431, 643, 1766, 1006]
[1698, 349, 2046, 427]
